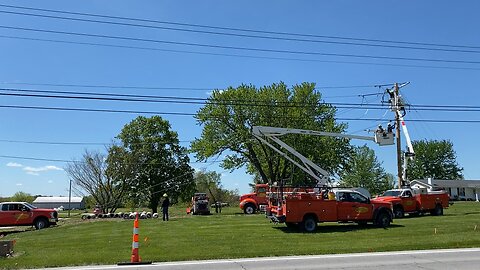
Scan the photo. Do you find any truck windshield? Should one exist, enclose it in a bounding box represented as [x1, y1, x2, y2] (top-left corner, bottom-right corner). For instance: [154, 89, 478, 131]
[24, 202, 37, 209]
[382, 190, 401, 197]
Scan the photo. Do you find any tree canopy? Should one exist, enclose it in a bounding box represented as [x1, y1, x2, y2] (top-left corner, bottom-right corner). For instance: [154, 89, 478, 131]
[339, 145, 394, 195]
[191, 82, 351, 186]
[111, 116, 195, 213]
[406, 139, 463, 180]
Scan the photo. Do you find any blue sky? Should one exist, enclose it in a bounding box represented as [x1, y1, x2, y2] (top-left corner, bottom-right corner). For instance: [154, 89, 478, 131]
[1, 1, 479, 197]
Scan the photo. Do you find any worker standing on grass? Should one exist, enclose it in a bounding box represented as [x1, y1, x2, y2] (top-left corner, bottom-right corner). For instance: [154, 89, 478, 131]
[161, 193, 170, 221]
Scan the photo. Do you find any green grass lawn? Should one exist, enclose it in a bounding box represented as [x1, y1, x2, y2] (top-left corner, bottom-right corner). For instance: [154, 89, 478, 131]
[1, 202, 480, 269]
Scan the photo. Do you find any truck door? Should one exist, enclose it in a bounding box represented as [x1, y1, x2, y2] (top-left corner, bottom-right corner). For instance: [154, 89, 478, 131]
[337, 192, 372, 221]
[402, 190, 417, 212]
[0, 204, 11, 225]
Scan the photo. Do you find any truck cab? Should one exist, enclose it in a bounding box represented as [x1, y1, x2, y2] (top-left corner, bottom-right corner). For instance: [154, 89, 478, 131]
[239, 184, 268, 214]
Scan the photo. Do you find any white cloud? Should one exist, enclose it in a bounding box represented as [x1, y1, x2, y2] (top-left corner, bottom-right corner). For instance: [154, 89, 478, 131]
[26, 171, 40, 176]
[16, 183, 23, 186]
[7, 162, 23, 167]
[23, 165, 63, 173]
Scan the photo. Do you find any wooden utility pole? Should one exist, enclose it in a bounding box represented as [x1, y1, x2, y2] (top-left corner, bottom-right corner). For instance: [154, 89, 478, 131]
[394, 83, 403, 188]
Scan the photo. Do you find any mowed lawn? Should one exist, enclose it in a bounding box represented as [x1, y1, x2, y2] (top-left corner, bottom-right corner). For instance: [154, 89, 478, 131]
[1, 202, 480, 269]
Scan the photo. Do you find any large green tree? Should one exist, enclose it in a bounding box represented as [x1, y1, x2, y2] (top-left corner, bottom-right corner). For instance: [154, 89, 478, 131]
[191, 82, 351, 186]
[406, 139, 463, 180]
[339, 145, 394, 195]
[111, 116, 195, 213]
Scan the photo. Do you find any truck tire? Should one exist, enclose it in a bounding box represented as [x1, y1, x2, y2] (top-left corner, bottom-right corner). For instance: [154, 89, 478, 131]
[393, 205, 405, 218]
[244, 204, 256, 215]
[375, 212, 391, 228]
[432, 204, 443, 216]
[34, 217, 49, 230]
[301, 215, 317, 232]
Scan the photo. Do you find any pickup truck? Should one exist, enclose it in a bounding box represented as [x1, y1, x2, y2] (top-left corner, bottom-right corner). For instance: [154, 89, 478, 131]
[267, 189, 394, 232]
[375, 188, 450, 218]
[0, 202, 58, 229]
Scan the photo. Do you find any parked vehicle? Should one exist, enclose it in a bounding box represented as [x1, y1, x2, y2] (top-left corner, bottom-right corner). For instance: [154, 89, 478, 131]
[375, 188, 450, 218]
[252, 125, 395, 232]
[239, 184, 269, 214]
[187, 193, 210, 215]
[267, 188, 394, 232]
[0, 202, 58, 229]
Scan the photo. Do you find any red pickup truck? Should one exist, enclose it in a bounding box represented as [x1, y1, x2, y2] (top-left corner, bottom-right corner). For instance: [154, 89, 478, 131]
[0, 202, 58, 229]
[375, 188, 450, 218]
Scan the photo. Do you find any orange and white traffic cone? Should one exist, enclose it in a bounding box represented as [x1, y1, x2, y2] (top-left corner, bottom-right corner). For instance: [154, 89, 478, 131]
[131, 212, 141, 263]
[118, 212, 151, 265]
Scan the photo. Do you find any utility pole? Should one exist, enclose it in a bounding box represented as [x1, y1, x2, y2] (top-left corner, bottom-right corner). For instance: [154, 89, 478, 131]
[68, 179, 72, 218]
[393, 83, 404, 188]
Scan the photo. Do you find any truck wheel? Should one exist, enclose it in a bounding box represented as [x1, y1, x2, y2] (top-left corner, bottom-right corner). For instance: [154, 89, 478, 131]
[393, 206, 404, 218]
[375, 212, 391, 228]
[432, 204, 443, 216]
[301, 216, 317, 232]
[244, 204, 256, 215]
[34, 218, 48, 230]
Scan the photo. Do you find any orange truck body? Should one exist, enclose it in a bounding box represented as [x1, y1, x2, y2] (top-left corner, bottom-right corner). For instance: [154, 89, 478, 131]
[375, 188, 450, 218]
[267, 189, 394, 232]
[239, 184, 269, 214]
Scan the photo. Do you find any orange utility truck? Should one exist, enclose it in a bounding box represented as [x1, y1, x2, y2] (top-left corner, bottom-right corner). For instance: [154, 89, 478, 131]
[252, 125, 396, 232]
[375, 188, 449, 218]
[239, 184, 269, 214]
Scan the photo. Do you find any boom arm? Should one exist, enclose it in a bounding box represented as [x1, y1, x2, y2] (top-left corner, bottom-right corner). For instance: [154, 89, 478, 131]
[252, 126, 394, 186]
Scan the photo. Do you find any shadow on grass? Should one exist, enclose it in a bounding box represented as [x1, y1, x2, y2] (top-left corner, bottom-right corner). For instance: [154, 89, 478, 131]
[0, 227, 34, 237]
[273, 223, 404, 233]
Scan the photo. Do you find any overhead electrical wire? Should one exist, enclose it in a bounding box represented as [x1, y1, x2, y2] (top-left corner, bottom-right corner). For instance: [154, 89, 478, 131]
[0, 81, 397, 91]
[2, 25, 480, 65]
[2, 9, 480, 55]
[1, 3, 479, 51]
[2, 35, 479, 71]
[0, 138, 191, 145]
[2, 88, 480, 112]
[1, 104, 480, 123]
[0, 154, 222, 164]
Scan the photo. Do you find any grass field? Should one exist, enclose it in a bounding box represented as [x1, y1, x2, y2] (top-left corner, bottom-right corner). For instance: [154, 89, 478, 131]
[1, 202, 480, 269]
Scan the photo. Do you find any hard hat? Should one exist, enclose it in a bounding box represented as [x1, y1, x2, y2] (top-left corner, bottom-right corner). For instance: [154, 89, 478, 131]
[163, 193, 168, 197]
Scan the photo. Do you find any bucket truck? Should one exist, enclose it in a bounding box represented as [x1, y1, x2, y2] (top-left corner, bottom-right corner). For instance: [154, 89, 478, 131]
[252, 126, 395, 232]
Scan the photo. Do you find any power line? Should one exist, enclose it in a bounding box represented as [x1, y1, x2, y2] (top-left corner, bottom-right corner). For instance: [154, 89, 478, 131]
[2, 35, 479, 71]
[2, 9, 480, 55]
[2, 25, 480, 65]
[1, 104, 480, 123]
[1, 3, 479, 51]
[4, 88, 480, 111]
[0, 81, 395, 91]
[0, 139, 191, 145]
[0, 154, 222, 164]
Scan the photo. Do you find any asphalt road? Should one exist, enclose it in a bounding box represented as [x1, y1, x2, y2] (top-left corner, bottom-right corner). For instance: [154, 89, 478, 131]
[56, 248, 480, 270]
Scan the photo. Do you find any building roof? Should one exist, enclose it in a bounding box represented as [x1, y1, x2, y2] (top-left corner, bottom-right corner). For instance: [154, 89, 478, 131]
[413, 179, 480, 188]
[33, 196, 84, 203]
